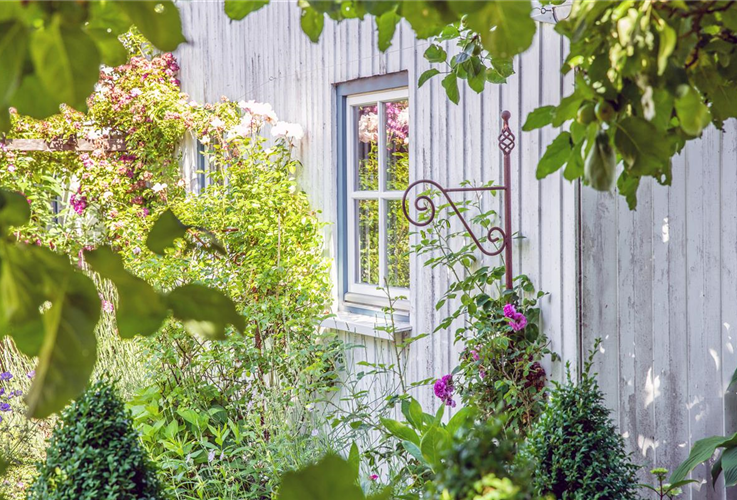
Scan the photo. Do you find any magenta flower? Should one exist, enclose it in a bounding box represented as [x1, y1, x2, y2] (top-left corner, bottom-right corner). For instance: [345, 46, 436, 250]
[70, 192, 87, 215]
[470, 349, 480, 362]
[503, 303, 528, 331]
[434, 374, 456, 407]
[102, 300, 114, 314]
[369, 474, 379, 481]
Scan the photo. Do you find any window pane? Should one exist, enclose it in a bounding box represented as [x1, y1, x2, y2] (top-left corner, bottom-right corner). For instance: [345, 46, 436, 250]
[386, 200, 409, 288]
[357, 199, 379, 285]
[356, 104, 378, 191]
[385, 100, 409, 191]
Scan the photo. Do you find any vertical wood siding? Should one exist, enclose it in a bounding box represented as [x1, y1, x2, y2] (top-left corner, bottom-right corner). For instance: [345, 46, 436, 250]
[175, 1, 576, 423]
[581, 123, 737, 499]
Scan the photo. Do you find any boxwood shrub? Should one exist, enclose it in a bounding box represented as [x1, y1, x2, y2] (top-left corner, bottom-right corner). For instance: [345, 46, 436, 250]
[27, 380, 161, 500]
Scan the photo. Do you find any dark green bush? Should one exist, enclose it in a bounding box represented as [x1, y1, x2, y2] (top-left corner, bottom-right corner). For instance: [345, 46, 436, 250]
[526, 343, 639, 499]
[27, 380, 161, 500]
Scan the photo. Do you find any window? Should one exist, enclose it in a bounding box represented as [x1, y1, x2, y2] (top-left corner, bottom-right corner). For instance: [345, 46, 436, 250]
[343, 87, 410, 305]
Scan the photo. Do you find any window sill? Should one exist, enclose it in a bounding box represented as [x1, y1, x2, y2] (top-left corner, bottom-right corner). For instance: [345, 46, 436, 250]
[343, 292, 410, 313]
[320, 311, 411, 341]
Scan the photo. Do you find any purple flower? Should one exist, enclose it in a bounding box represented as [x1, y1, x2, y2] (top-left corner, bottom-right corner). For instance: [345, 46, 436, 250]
[470, 349, 480, 362]
[503, 303, 528, 332]
[0, 403, 11, 412]
[434, 374, 456, 408]
[370, 474, 379, 481]
[12, 390, 21, 397]
[70, 192, 87, 215]
[27, 370, 35, 379]
[0, 372, 12, 381]
[0, 388, 4, 397]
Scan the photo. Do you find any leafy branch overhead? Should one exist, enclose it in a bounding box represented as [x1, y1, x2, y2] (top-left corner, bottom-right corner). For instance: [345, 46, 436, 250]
[0, 193, 245, 419]
[524, 1, 737, 209]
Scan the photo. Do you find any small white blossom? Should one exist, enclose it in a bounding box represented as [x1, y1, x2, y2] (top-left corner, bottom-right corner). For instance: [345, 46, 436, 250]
[311, 429, 319, 437]
[272, 121, 304, 142]
[130, 88, 142, 97]
[238, 100, 278, 124]
[152, 183, 167, 193]
[210, 117, 225, 129]
[200, 136, 210, 145]
[208, 450, 216, 463]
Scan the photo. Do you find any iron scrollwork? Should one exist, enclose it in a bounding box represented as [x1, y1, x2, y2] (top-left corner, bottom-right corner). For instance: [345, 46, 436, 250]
[402, 110, 516, 289]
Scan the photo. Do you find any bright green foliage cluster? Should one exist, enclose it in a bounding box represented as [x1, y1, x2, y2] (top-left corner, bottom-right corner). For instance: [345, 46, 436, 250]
[525, 1, 737, 208]
[426, 419, 542, 500]
[0, 0, 184, 131]
[26, 380, 162, 500]
[526, 344, 639, 499]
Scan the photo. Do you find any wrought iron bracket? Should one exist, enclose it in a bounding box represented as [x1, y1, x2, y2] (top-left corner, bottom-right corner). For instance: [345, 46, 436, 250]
[402, 110, 516, 290]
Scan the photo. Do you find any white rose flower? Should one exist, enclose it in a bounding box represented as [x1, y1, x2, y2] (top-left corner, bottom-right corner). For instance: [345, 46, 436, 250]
[272, 121, 305, 142]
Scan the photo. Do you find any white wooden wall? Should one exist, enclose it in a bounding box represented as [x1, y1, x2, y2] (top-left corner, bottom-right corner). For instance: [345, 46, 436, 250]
[582, 122, 737, 499]
[175, 0, 576, 431]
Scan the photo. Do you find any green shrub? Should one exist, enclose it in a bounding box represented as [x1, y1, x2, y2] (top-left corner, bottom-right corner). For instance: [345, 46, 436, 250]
[526, 342, 639, 499]
[426, 418, 540, 500]
[27, 380, 161, 500]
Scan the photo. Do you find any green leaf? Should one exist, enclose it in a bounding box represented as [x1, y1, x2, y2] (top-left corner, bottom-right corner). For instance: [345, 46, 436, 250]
[617, 171, 641, 210]
[8, 74, 60, 119]
[552, 93, 583, 127]
[522, 105, 555, 131]
[670, 434, 736, 483]
[85, 247, 167, 338]
[380, 417, 420, 446]
[537, 132, 572, 179]
[0, 245, 56, 357]
[446, 406, 476, 437]
[117, 1, 186, 52]
[224, 0, 270, 20]
[424, 44, 447, 64]
[376, 9, 399, 52]
[167, 283, 245, 339]
[729, 366, 737, 391]
[84, 1, 132, 66]
[0, 21, 28, 106]
[657, 21, 676, 75]
[675, 85, 711, 136]
[585, 131, 616, 191]
[418, 69, 440, 88]
[420, 426, 450, 471]
[722, 446, 737, 486]
[300, 7, 325, 43]
[0, 189, 30, 233]
[401, 440, 425, 464]
[278, 455, 366, 500]
[146, 209, 188, 255]
[347, 441, 360, 477]
[564, 140, 585, 181]
[26, 270, 100, 419]
[466, 1, 535, 59]
[614, 117, 671, 175]
[401, 397, 425, 431]
[398, 2, 451, 39]
[441, 73, 459, 104]
[29, 15, 101, 113]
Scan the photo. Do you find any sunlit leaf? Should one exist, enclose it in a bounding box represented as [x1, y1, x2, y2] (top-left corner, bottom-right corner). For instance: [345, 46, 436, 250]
[85, 247, 167, 338]
[224, 0, 270, 20]
[117, 1, 186, 52]
[300, 7, 324, 43]
[167, 283, 245, 339]
[146, 209, 188, 255]
[376, 9, 399, 52]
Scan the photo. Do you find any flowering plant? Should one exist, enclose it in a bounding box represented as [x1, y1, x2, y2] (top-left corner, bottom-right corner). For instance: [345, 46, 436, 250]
[414, 187, 555, 435]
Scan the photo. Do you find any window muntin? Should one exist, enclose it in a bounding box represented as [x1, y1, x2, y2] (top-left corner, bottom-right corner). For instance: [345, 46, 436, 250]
[346, 88, 410, 298]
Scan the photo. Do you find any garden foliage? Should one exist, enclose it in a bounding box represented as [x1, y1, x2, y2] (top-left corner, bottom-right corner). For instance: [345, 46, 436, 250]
[26, 380, 162, 500]
[527, 342, 639, 499]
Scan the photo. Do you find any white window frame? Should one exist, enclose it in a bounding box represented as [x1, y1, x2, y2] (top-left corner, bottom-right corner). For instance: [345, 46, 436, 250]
[345, 87, 410, 302]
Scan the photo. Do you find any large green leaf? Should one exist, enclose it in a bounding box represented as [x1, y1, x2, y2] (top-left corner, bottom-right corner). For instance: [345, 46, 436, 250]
[85, 247, 167, 338]
[522, 105, 555, 131]
[300, 7, 325, 43]
[380, 417, 420, 446]
[675, 85, 711, 137]
[84, 1, 132, 66]
[224, 0, 270, 20]
[445, 406, 476, 437]
[29, 15, 101, 113]
[398, 1, 451, 39]
[0, 189, 30, 233]
[671, 434, 737, 483]
[0, 245, 54, 357]
[278, 454, 364, 500]
[537, 132, 572, 179]
[466, 1, 535, 59]
[376, 9, 399, 52]
[26, 270, 100, 419]
[167, 283, 245, 339]
[401, 397, 425, 431]
[117, 1, 185, 52]
[584, 130, 616, 191]
[614, 117, 670, 175]
[0, 21, 27, 107]
[441, 73, 459, 105]
[146, 209, 189, 255]
[420, 425, 450, 471]
[721, 446, 737, 487]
